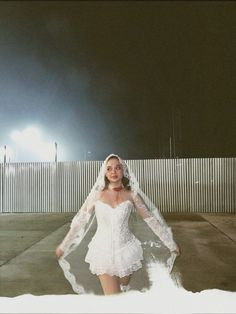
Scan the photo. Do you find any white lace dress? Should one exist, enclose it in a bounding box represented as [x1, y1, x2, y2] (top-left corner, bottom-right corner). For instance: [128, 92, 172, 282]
[85, 200, 143, 277]
[59, 192, 178, 293]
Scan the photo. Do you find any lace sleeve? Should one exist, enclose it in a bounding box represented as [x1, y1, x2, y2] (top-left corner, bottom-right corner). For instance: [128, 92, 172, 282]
[131, 192, 177, 252]
[59, 192, 97, 252]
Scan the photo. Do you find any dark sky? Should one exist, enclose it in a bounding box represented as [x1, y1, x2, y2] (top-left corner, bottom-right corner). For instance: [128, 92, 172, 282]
[0, 1, 235, 161]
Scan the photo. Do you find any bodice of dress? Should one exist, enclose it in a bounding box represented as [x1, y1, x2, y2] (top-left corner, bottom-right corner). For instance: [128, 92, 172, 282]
[92, 200, 136, 250]
[85, 199, 143, 277]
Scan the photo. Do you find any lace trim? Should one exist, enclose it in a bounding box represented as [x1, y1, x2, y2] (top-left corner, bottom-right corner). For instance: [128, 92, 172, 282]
[88, 261, 143, 277]
[59, 257, 86, 294]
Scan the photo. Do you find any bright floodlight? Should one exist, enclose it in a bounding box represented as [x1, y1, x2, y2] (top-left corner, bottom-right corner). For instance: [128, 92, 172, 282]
[10, 126, 56, 162]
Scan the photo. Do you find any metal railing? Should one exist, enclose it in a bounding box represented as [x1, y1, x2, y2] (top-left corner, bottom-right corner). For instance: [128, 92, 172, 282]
[0, 158, 235, 213]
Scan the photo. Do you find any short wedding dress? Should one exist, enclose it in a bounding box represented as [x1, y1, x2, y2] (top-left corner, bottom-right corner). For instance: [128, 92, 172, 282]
[85, 200, 143, 277]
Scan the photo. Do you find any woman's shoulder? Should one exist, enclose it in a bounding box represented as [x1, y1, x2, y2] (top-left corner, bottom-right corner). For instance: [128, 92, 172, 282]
[124, 189, 135, 200]
[125, 188, 137, 195]
[100, 189, 108, 196]
[88, 189, 104, 202]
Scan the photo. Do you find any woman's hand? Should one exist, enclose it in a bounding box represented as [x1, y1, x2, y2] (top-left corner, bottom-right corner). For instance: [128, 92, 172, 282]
[173, 244, 181, 256]
[55, 246, 64, 259]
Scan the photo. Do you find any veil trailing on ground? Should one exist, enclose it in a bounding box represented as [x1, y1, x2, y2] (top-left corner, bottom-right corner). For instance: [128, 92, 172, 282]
[58, 154, 179, 294]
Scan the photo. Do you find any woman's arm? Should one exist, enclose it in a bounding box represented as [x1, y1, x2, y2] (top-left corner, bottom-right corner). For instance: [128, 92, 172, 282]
[131, 192, 180, 255]
[55, 192, 97, 258]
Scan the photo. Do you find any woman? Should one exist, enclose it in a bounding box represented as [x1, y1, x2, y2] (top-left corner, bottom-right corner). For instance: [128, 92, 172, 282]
[55, 154, 180, 295]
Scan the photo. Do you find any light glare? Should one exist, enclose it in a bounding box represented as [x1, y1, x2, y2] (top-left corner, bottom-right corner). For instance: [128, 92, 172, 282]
[10, 126, 59, 162]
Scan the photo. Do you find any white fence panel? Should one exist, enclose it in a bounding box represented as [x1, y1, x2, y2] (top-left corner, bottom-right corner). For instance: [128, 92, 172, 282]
[0, 158, 235, 213]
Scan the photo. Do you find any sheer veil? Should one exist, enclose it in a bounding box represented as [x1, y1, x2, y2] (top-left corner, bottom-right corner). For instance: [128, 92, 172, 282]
[58, 154, 179, 294]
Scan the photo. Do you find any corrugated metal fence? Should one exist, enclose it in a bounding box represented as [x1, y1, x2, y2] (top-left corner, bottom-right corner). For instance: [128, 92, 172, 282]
[0, 158, 235, 213]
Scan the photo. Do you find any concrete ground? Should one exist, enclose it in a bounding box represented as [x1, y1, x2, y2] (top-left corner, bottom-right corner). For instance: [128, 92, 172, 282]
[0, 212, 236, 297]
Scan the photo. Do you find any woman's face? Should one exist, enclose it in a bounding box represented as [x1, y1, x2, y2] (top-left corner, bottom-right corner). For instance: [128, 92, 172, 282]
[105, 158, 124, 184]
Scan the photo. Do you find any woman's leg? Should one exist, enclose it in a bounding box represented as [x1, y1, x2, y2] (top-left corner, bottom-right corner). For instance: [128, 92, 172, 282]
[119, 275, 131, 292]
[119, 275, 131, 286]
[98, 274, 121, 295]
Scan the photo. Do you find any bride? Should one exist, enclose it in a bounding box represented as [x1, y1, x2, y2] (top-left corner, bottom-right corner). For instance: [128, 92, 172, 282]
[55, 154, 180, 295]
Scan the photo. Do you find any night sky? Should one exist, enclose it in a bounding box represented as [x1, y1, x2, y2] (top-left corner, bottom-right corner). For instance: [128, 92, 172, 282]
[0, 1, 235, 162]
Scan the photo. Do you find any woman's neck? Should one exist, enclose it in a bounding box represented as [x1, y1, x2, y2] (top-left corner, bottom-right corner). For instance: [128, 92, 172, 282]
[108, 182, 123, 190]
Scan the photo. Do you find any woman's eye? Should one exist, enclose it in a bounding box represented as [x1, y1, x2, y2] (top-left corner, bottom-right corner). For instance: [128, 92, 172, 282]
[116, 165, 121, 170]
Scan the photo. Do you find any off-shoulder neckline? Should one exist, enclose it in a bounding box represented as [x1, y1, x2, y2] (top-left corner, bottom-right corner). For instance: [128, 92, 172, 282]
[96, 199, 133, 209]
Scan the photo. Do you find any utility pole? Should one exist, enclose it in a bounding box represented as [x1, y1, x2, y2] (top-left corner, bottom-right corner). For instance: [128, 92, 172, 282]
[169, 136, 172, 158]
[171, 106, 176, 158]
[4, 145, 6, 164]
[55, 142, 58, 162]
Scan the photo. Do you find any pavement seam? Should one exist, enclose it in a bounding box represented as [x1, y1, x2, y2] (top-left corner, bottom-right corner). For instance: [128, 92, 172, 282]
[0, 222, 71, 267]
[200, 215, 236, 244]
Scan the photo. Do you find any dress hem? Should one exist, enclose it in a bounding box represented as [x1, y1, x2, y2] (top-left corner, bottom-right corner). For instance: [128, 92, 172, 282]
[86, 261, 143, 278]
